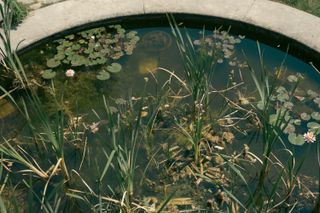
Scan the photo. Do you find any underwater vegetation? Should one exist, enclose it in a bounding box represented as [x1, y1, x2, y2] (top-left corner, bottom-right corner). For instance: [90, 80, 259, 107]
[0, 2, 319, 212]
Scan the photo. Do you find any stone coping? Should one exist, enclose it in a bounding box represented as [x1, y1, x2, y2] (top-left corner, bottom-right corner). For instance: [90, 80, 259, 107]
[2, 0, 320, 61]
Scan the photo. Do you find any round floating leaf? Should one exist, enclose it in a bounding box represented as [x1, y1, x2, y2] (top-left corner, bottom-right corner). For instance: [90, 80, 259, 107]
[257, 101, 264, 110]
[269, 114, 277, 125]
[62, 41, 73, 47]
[78, 39, 86, 44]
[284, 123, 295, 134]
[311, 112, 320, 121]
[96, 57, 107, 65]
[314, 98, 320, 105]
[300, 112, 311, 121]
[126, 31, 138, 39]
[54, 53, 65, 61]
[276, 86, 287, 93]
[287, 75, 298, 83]
[288, 134, 305, 146]
[276, 93, 289, 102]
[307, 90, 318, 98]
[284, 101, 293, 110]
[107, 63, 122, 73]
[96, 71, 110, 80]
[72, 44, 81, 50]
[293, 119, 301, 126]
[307, 122, 320, 131]
[46, 59, 61, 68]
[65, 34, 75, 40]
[42, 69, 56, 79]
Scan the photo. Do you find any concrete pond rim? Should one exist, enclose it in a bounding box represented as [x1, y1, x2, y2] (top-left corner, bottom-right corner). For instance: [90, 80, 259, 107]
[5, 0, 320, 68]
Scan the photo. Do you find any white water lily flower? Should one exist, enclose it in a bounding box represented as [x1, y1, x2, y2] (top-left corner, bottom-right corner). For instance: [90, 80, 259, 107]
[303, 132, 316, 143]
[65, 69, 75, 77]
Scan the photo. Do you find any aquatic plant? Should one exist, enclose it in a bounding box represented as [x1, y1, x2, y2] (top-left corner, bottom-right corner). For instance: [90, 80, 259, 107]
[0, 3, 319, 211]
[96, 62, 122, 81]
[45, 25, 139, 80]
[265, 73, 320, 145]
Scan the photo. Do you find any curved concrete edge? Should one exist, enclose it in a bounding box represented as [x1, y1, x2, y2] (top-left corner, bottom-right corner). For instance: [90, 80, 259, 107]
[2, 0, 320, 56]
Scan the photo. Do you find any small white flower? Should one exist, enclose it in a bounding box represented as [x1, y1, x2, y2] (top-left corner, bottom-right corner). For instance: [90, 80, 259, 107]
[65, 69, 75, 77]
[91, 35, 95, 40]
[303, 132, 316, 143]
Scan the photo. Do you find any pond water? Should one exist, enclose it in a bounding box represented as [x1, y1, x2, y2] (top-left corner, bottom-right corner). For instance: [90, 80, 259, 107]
[1, 21, 319, 212]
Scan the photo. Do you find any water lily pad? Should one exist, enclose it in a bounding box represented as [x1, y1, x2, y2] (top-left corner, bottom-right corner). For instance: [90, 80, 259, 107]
[48, 26, 139, 70]
[41, 69, 56, 79]
[288, 134, 305, 146]
[311, 112, 320, 121]
[126, 31, 138, 39]
[276, 86, 287, 93]
[107, 63, 122, 73]
[65, 34, 75, 40]
[307, 122, 320, 130]
[293, 119, 301, 126]
[287, 75, 298, 83]
[300, 112, 311, 121]
[307, 90, 318, 98]
[46, 59, 61, 68]
[283, 101, 293, 110]
[96, 57, 107, 65]
[276, 93, 289, 102]
[257, 101, 264, 110]
[269, 114, 278, 125]
[54, 53, 65, 61]
[72, 44, 81, 50]
[96, 71, 110, 80]
[78, 39, 86, 44]
[62, 41, 73, 47]
[284, 123, 295, 134]
[314, 98, 320, 106]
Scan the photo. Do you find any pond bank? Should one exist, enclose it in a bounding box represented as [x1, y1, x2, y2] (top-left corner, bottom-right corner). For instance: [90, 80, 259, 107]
[3, 0, 320, 67]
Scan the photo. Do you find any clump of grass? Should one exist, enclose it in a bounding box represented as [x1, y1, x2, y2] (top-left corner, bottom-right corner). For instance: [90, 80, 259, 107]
[167, 14, 216, 166]
[276, 0, 320, 17]
[1, 0, 28, 28]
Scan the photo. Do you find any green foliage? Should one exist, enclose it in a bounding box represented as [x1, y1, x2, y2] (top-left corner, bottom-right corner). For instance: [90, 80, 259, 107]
[41, 69, 56, 79]
[96, 62, 122, 81]
[96, 70, 110, 80]
[6, 0, 28, 27]
[107, 62, 122, 73]
[276, 0, 320, 17]
[46, 25, 138, 80]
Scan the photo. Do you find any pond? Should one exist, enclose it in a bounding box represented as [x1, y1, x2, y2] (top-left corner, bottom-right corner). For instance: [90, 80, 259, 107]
[0, 16, 319, 212]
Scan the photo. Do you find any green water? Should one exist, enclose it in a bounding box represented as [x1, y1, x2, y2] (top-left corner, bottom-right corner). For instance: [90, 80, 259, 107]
[1, 24, 319, 212]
